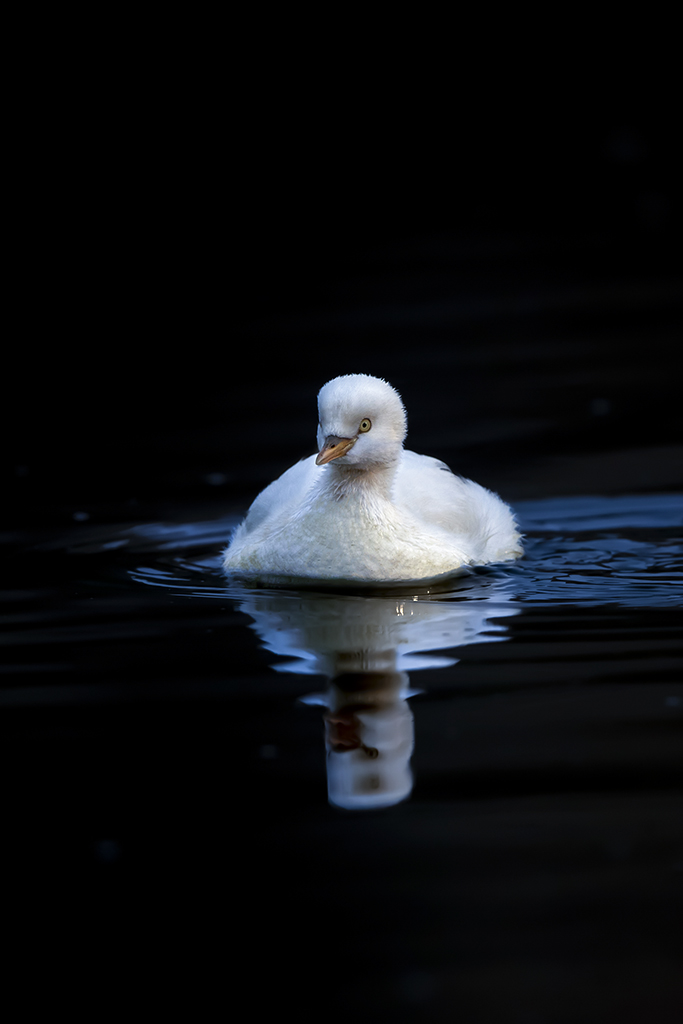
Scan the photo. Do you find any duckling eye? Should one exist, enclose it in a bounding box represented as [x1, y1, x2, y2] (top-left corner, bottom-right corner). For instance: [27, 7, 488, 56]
[359, 418, 372, 433]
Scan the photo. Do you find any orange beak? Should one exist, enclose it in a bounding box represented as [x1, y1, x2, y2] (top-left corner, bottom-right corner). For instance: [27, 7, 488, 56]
[316, 434, 357, 465]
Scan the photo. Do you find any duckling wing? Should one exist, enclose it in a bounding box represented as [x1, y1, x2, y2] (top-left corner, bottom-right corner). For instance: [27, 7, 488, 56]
[240, 454, 319, 535]
[394, 450, 522, 562]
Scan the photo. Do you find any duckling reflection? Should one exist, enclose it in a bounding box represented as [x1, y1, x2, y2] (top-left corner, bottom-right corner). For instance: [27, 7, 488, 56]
[322, 669, 415, 810]
[234, 576, 517, 810]
[296, 654, 419, 809]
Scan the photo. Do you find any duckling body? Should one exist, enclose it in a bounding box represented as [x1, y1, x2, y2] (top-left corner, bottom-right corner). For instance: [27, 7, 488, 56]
[223, 375, 522, 583]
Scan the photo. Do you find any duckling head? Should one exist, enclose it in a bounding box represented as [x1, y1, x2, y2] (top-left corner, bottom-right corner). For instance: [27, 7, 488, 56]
[316, 374, 408, 469]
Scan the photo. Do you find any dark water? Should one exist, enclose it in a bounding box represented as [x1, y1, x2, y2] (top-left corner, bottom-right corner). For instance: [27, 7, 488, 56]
[4, 139, 683, 1013]
[3, 483, 682, 1016]
[6, 45, 683, 1017]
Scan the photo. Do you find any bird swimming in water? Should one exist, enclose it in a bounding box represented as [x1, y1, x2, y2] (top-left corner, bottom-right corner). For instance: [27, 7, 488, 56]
[223, 374, 522, 584]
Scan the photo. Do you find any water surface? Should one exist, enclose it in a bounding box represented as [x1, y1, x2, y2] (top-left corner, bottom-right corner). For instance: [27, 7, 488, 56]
[2, 490, 682, 1015]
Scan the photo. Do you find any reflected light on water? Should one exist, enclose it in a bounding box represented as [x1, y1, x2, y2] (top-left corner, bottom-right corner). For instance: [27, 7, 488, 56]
[123, 491, 682, 810]
[234, 583, 518, 809]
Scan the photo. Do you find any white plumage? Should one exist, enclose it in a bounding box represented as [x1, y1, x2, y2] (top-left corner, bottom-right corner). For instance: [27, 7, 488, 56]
[223, 374, 522, 583]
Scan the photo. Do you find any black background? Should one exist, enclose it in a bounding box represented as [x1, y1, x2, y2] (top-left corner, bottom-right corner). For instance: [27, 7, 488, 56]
[3, 36, 682, 1019]
[5, 56, 681, 528]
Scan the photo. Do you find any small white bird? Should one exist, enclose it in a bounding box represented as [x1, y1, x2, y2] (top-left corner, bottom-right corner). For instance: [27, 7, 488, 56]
[223, 374, 522, 583]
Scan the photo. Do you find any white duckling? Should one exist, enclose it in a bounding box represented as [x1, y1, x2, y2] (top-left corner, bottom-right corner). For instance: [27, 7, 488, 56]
[223, 374, 522, 583]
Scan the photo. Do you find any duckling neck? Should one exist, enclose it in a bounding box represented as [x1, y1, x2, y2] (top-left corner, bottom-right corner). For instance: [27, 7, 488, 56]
[324, 462, 397, 503]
